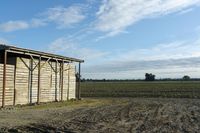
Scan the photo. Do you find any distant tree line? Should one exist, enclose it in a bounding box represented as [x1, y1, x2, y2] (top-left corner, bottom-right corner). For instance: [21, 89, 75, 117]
[80, 74, 196, 82]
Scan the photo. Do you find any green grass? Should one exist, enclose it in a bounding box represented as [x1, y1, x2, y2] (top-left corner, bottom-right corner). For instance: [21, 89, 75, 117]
[11, 99, 103, 110]
[81, 81, 200, 98]
[7, 98, 128, 110]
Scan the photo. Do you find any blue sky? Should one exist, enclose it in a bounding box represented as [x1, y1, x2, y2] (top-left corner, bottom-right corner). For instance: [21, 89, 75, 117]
[1, 0, 200, 79]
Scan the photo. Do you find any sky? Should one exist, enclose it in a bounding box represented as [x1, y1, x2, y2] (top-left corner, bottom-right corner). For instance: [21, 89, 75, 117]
[0, 0, 200, 79]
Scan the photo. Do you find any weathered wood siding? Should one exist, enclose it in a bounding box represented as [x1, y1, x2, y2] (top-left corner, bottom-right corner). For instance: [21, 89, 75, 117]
[15, 57, 29, 105]
[0, 64, 15, 106]
[0, 56, 77, 106]
[63, 63, 76, 100]
[0, 56, 15, 106]
[40, 60, 54, 102]
[68, 64, 76, 99]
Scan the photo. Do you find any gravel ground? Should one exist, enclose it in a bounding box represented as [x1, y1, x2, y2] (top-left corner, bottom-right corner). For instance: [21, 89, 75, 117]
[0, 98, 200, 133]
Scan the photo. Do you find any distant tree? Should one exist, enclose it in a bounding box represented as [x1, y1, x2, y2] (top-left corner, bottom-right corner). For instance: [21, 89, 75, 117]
[145, 73, 156, 81]
[182, 75, 190, 81]
[81, 78, 85, 82]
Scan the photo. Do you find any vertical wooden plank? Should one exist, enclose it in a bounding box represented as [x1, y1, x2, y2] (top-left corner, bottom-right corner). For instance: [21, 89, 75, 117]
[2, 50, 7, 107]
[37, 56, 41, 104]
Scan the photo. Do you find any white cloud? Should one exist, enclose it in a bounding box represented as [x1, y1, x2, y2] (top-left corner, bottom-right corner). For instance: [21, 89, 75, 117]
[107, 39, 200, 63]
[0, 4, 86, 32]
[30, 18, 47, 28]
[95, 0, 200, 36]
[0, 38, 9, 44]
[48, 37, 109, 60]
[0, 20, 29, 32]
[177, 8, 193, 15]
[43, 5, 85, 29]
[82, 38, 200, 79]
[84, 66, 200, 79]
[48, 37, 76, 53]
[0, 19, 47, 32]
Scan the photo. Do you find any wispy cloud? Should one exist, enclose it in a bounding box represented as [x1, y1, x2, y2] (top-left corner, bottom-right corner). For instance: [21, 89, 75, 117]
[84, 66, 200, 79]
[84, 57, 200, 73]
[0, 19, 48, 32]
[42, 5, 86, 29]
[177, 8, 194, 15]
[0, 20, 29, 32]
[30, 18, 47, 28]
[0, 4, 86, 32]
[48, 37, 109, 60]
[95, 0, 200, 36]
[112, 39, 200, 62]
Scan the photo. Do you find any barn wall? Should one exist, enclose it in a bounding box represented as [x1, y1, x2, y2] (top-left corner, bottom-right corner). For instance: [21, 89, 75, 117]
[14, 57, 77, 105]
[40, 61, 61, 102]
[0, 56, 16, 106]
[0, 55, 77, 107]
[40, 61, 76, 102]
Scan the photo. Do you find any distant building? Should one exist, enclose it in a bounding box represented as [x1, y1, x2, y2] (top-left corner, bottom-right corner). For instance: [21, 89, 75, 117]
[0, 44, 84, 107]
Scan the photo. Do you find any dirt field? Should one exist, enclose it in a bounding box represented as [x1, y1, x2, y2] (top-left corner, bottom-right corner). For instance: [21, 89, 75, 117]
[0, 98, 200, 133]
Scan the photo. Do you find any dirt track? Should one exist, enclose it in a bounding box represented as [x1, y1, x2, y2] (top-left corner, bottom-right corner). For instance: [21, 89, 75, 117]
[0, 98, 200, 133]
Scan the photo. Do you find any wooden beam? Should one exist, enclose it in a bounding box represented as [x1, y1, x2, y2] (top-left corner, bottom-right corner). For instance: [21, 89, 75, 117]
[2, 50, 7, 107]
[37, 56, 41, 104]
[6, 49, 82, 63]
[78, 62, 81, 100]
[61, 61, 64, 101]
[28, 58, 33, 104]
[13, 59, 17, 106]
[19, 57, 31, 71]
[48, 61, 56, 72]
[30, 54, 37, 66]
[55, 61, 58, 101]
[67, 64, 70, 100]
[40, 57, 51, 69]
[6, 47, 84, 63]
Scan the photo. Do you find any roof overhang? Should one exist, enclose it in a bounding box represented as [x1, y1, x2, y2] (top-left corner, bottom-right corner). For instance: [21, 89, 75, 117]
[0, 44, 84, 63]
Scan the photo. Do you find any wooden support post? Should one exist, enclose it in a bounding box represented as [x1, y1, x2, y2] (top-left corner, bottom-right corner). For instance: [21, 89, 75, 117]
[78, 62, 81, 100]
[13, 59, 17, 106]
[55, 61, 57, 101]
[67, 64, 70, 100]
[61, 61, 64, 101]
[28, 58, 33, 104]
[37, 56, 41, 104]
[2, 50, 7, 107]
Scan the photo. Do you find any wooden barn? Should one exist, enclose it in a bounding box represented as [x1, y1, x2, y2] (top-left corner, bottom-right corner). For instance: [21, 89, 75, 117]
[0, 44, 84, 107]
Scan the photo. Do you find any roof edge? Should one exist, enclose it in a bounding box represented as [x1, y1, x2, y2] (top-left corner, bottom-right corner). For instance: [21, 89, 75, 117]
[0, 44, 84, 63]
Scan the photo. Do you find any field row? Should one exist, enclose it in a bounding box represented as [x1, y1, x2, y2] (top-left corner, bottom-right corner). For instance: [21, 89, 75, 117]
[81, 81, 200, 98]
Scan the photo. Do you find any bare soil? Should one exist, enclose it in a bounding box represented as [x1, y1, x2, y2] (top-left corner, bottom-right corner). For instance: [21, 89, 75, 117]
[0, 98, 200, 133]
